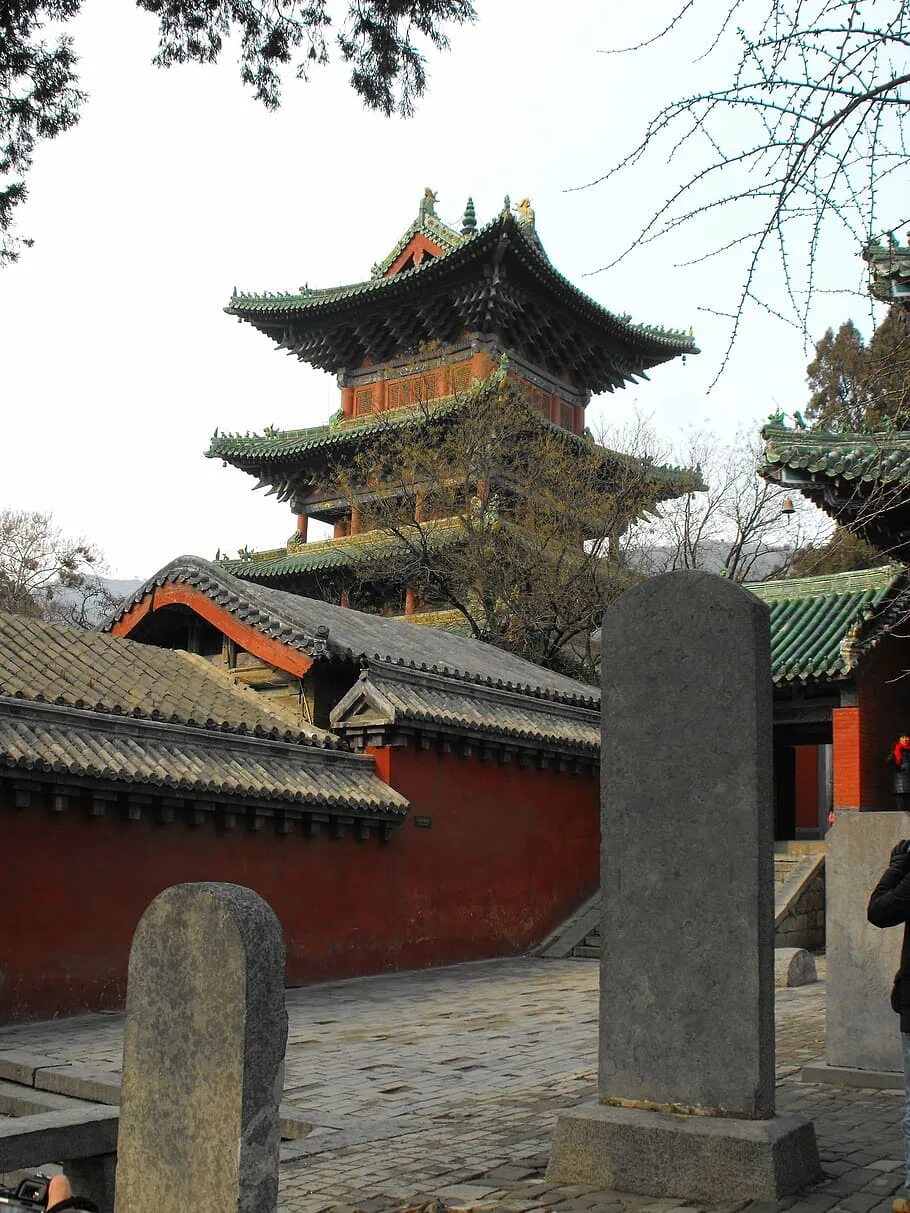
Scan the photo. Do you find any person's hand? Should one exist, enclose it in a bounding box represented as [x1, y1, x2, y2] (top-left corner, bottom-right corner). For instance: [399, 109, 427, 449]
[46, 1175, 72, 1211]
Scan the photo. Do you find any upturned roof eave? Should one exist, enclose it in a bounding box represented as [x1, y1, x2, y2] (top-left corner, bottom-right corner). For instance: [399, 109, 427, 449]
[226, 213, 697, 360]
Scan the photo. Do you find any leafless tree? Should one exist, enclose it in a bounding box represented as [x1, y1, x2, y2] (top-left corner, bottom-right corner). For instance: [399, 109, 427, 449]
[326, 377, 683, 682]
[0, 508, 120, 625]
[626, 428, 831, 581]
[586, 1, 910, 377]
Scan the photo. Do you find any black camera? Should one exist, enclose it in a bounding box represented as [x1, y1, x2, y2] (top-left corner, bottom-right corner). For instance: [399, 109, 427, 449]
[0, 1176, 50, 1208]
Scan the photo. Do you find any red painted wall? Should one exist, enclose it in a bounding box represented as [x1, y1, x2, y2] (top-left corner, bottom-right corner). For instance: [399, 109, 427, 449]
[794, 746, 819, 830]
[858, 641, 910, 811]
[0, 749, 598, 1022]
[832, 641, 910, 812]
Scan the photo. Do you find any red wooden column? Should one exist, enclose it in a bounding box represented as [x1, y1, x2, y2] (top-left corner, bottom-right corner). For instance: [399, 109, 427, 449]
[404, 587, 416, 615]
[832, 706, 862, 811]
[296, 514, 308, 543]
[341, 386, 354, 418]
[469, 350, 495, 382]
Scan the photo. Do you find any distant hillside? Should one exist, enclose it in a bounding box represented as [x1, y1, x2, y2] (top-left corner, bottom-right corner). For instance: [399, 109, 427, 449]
[629, 541, 794, 582]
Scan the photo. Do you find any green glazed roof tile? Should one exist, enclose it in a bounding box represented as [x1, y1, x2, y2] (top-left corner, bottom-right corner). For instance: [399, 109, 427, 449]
[747, 564, 909, 682]
[220, 521, 464, 579]
[226, 211, 698, 356]
[760, 424, 910, 487]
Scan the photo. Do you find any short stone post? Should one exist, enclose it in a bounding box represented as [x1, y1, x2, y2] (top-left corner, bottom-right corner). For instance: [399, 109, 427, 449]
[548, 571, 821, 1202]
[114, 883, 288, 1213]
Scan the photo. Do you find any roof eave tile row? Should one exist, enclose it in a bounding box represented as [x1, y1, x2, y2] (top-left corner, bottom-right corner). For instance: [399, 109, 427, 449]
[0, 698, 409, 816]
[747, 564, 909, 684]
[226, 214, 697, 358]
[761, 423, 910, 487]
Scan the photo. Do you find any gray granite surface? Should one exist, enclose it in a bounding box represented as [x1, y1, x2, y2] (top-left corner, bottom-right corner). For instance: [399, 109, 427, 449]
[113, 883, 287, 1213]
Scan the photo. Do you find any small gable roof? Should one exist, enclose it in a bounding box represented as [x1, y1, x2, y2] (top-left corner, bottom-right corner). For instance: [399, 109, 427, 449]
[330, 663, 600, 760]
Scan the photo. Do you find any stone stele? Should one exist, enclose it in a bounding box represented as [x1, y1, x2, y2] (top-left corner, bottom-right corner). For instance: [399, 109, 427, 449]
[802, 811, 906, 1087]
[114, 883, 288, 1213]
[548, 571, 821, 1201]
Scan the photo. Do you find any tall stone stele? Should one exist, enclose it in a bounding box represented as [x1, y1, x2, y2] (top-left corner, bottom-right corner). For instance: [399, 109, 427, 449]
[114, 883, 288, 1213]
[548, 571, 821, 1202]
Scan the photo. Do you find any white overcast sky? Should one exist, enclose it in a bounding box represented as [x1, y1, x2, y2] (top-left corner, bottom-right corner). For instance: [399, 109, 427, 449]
[0, 0, 897, 577]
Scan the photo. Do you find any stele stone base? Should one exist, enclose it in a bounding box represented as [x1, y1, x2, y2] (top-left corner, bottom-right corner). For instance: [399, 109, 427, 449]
[547, 1103, 822, 1203]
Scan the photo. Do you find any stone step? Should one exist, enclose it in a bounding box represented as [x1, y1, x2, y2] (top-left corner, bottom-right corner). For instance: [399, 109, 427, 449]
[572, 945, 601, 959]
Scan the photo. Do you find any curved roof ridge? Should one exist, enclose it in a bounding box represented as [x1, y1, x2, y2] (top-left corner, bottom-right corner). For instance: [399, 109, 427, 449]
[226, 213, 697, 359]
[747, 564, 906, 598]
[104, 556, 600, 709]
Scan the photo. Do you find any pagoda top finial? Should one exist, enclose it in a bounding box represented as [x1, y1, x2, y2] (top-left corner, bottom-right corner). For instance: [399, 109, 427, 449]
[419, 187, 438, 220]
[461, 196, 477, 236]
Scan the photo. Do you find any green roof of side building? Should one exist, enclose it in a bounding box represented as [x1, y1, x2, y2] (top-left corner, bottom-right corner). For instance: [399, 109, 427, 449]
[747, 564, 910, 683]
[761, 423, 910, 487]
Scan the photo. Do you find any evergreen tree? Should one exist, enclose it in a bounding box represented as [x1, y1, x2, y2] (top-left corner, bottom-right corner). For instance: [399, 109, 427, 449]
[1, 0, 475, 264]
[806, 308, 910, 432]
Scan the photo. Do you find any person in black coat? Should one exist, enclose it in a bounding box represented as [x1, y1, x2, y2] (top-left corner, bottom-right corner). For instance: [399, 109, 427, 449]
[890, 736, 910, 812]
[868, 839, 910, 1213]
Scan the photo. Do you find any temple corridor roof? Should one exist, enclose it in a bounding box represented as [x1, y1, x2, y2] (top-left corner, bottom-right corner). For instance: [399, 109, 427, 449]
[105, 557, 600, 709]
[747, 564, 910, 684]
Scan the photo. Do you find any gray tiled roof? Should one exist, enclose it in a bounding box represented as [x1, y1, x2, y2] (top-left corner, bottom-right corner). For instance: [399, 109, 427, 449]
[105, 557, 600, 709]
[0, 609, 336, 747]
[0, 699, 407, 816]
[331, 665, 600, 756]
[0, 610, 407, 817]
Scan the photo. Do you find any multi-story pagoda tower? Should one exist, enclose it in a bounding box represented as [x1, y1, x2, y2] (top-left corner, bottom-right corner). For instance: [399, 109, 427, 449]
[209, 190, 698, 615]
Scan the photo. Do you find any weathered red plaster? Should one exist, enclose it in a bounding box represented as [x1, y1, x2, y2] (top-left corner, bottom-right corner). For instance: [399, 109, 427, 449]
[1, 747, 598, 1022]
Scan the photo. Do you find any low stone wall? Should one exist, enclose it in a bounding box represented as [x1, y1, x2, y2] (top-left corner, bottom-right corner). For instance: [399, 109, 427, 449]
[775, 854, 825, 950]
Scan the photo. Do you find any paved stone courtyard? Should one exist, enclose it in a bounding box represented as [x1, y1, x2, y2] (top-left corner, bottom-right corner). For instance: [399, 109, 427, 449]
[0, 955, 904, 1213]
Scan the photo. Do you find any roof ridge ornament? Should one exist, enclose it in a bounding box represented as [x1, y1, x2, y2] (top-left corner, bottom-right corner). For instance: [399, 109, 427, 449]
[461, 196, 477, 236]
[419, 187, 438, 220]
[514, 198, 535, 229]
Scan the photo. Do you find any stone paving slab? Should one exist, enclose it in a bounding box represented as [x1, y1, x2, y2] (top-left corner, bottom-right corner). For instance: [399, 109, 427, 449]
[0, 955, 902, 1213]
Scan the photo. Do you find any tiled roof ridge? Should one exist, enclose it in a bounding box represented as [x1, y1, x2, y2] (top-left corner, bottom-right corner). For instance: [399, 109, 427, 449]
[227, 213, 697, 355]
[0, 609, 334, 748]
[207, 397, 460, 460]
[0, 693, 361, 765]
[0, 697, 409, 816]
[360, 659, 601, 722]
[762, 423, 910, 446]
[747, 563, 906, 599]
[217, 518, 465, 576]
[370, 208, 465, 279]
[104, 557, 599, 709]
